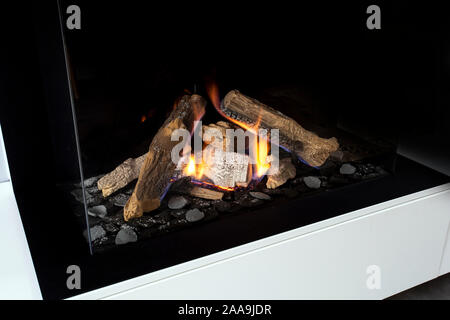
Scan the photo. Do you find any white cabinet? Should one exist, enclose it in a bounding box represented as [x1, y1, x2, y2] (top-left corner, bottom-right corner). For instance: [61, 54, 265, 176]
[0, 125, 41, 299]
[440, 221, 450, 276]
[74, 185, 450, 300]
[0, 182, 42, 299]
[0, 126, 10, 183]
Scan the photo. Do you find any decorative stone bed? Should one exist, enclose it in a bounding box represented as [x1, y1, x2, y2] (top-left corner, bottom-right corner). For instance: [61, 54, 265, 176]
[67, 149, 389, 253]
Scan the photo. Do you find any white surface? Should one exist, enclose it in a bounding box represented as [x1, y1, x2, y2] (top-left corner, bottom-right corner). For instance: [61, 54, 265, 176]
[0, 124, 42, 299]
[0, 126, 10, 183]
[399, 141, 450, 276]
[440, 220, 450, 276]
[0, 181, 42, 299]
[71, 184, 450, 300]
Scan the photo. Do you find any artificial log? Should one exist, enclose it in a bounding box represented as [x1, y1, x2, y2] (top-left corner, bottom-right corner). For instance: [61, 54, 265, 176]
[170, 177, 224, 200]
[124, 94, 206, 221]
[222, 90, 339, 167]
[177, 149, 252, 188]
[202, 121, 235, 151]
[97, 153, 147, 197]
[201, 150, 252, 188]
[189, 186, 224, 200]
[266, 157, 296, 189]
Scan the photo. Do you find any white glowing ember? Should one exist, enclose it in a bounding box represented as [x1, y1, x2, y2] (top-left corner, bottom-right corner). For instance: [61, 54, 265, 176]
[202, 151, 250, 188]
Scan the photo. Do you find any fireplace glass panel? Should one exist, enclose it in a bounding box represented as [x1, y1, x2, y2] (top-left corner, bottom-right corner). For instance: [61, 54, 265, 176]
[54, 2, 410, 254]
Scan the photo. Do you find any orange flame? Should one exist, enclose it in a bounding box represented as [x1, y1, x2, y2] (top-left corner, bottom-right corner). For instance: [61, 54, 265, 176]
[206, 81, 259, 134]
[184, 155, 205, 180]
[186, 156, 196, 175]
[183, 153, 237, 191]
[206, 81, 221, 113]
[192, 180, 235, 192]
[183, 152, 236, 191]
[141, 108, 157, 123]
[255, 135, 271, 177]
[206, 81, 271, 178]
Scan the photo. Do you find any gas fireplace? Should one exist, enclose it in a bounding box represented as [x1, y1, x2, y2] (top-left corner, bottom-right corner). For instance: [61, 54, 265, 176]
[64, 78, 395, 252]
[6, 0, 447, 299]
[51, 2, 406, 254]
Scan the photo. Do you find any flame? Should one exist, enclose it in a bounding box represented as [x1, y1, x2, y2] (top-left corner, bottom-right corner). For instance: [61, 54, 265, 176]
[183, 150, 240, 191]
[255, 135, 271, 177]
[206, 81, 221, 112]
[254, 112, 270, 177]
[191, 180, 235, 192]
[141, 108, 157, 124]
[184, 154, 205, 180]
[183, 154, 235, 191]
[206, 81, 259, 134]
[186, 156, 196, 175]
[196, 157, 205, 178]
[178, 81, 273, 192]
[206, 81, 271, 178]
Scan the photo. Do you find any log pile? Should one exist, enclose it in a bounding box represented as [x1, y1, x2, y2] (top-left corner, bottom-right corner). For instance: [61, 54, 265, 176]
[96, 90, 339, 221]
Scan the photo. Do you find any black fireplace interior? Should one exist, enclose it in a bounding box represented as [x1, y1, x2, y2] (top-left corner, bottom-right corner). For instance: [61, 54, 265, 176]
[1, 1, 449, 298]
[56, 1, 408, 253]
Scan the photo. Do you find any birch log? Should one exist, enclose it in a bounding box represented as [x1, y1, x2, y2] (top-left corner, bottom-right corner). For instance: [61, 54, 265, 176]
[222, 90, 339, 167]
[97, 154, 147, 197]
[124, 94, 206, 221]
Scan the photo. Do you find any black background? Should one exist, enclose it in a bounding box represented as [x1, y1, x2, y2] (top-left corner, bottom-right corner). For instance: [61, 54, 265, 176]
[1, 1, 449, 299]
[56, 0, 450, 177]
